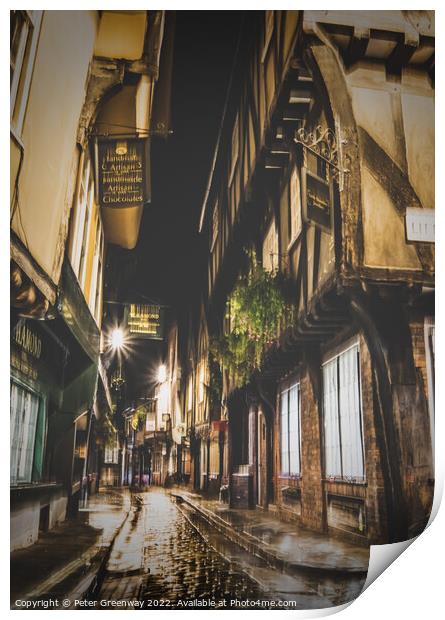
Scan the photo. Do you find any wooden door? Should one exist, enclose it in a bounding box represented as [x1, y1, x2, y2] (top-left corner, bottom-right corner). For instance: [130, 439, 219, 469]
[257, 410, 267, 507]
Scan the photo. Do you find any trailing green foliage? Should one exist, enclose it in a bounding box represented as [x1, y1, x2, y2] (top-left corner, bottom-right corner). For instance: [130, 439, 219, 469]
[96, 413, 117, 447]
[207, 353, 223, 412]
[211, 253, 291, 387]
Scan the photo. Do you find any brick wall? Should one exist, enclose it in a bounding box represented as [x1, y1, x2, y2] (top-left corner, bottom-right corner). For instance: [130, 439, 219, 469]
[299, 370, 325, 532]
[357, 333, 388, 543]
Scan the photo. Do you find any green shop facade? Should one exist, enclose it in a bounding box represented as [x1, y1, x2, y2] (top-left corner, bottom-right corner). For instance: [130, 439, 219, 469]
[10, 260, 101, 550]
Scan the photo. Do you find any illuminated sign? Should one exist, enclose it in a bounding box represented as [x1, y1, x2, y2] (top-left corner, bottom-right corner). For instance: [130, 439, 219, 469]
[125, 304, 164, 340]
[97, 138, 149, 208]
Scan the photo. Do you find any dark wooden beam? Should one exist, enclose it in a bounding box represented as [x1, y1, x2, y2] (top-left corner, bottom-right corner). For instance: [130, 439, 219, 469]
[312, 227, 321, 293]
[345, 27, 370, 67]
[386, 38, 417, 75]
[358, 126, 434, 273]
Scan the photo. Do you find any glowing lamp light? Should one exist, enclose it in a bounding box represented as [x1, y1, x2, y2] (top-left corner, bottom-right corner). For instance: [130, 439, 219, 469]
[115, 140, 128, 156]
[158, 364, 167, 383]
[111, 328, 124, 350]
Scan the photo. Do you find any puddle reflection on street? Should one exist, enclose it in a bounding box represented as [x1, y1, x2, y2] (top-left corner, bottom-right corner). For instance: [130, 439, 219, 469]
[95, 489, 364, 609]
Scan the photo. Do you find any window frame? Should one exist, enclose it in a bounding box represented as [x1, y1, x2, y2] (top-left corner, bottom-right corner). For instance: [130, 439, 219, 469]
[69, 149, 96, 294]
[322, 338, 365, 483]
[89, 209, 105, 325]
[287, 166, 303, 251]
[262, 216, 279, 273]
[104, 433, 120, 464]
[279, 380, 301, 478]
[10, 10, 43, 136]
[10, 378, 43, 485]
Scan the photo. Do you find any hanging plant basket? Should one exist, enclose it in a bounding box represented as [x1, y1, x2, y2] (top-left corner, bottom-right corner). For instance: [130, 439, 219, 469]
[211, 252, 291, 388]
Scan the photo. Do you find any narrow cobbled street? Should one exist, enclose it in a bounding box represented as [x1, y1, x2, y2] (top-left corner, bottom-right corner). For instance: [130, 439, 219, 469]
[96, 490, 276, 609]
[93, 489, 362, 610]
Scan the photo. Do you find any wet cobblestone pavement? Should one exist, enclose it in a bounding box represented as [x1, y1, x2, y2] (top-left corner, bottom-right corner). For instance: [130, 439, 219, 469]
[95, 489, 362, 609]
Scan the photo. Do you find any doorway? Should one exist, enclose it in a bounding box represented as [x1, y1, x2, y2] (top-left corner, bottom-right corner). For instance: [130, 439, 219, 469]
[257, 410, 267, 507]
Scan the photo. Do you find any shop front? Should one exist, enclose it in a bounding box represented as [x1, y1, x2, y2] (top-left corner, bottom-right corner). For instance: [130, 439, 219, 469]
[10, 315, 68, 550]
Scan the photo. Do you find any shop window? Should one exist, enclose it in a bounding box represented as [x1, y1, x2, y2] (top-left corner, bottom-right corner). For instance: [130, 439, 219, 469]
[280, 382, 301, 476]
[197, 361, 206, 423]
[322, 341, 365, 481]
[262, 217, 279, 272]
[10, 381, 40, 484]
[187, 374, 193, 413]
[104, 434, 119, 464]
[10, 10, 43, 135]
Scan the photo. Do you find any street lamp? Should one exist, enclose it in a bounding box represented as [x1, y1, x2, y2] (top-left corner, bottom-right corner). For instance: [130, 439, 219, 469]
[158, 364, 167, 383]
[111, 327, 125, 350]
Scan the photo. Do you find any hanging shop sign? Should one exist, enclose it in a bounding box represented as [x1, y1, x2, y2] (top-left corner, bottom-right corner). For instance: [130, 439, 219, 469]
[124, 303, 164, 340]
[301, 166, 333, 231]
[295, 126, 338, 231]
[97, 137, 150, 209]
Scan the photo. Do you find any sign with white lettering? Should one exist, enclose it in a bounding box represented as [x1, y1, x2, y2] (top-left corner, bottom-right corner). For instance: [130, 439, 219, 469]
[406, 208, 435, 243]
[11, 319, 66, 390]
[98, 138, 149, 208]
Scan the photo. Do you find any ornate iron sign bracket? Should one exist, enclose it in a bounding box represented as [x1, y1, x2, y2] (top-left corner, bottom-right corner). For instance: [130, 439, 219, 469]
[294, 123, 349, 191]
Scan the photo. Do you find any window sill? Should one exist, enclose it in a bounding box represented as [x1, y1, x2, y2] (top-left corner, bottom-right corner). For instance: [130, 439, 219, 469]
[323, 478, 367, 486]
[10, 482, 63, 498]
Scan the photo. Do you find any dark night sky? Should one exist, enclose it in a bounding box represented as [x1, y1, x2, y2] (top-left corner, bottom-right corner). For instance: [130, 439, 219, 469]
[107, 11, 243, 400]
[123, 11, 243, 308]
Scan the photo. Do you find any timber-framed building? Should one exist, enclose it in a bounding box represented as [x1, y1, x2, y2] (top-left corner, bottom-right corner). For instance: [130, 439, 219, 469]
[180, 10, 435, 545]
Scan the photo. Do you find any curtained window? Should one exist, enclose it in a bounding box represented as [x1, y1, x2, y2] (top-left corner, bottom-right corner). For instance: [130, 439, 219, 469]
[322, 343, 365, 481]
[10, 382, 40, 484]
[280, 382, 301, 476]
[104, 434, 120, 464]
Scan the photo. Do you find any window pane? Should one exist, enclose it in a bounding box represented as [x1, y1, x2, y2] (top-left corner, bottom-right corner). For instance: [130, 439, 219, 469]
[323, 359, 341, 477]
[339, 346, 364, 479]
[280, 389, 289, 475]
[248, 409, 255, 466]
[10, 382, 40, 484]
[288, 384, 300, 475]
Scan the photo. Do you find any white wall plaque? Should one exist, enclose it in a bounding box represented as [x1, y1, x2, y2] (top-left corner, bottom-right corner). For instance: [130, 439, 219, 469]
[405, 207, 435, 243]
